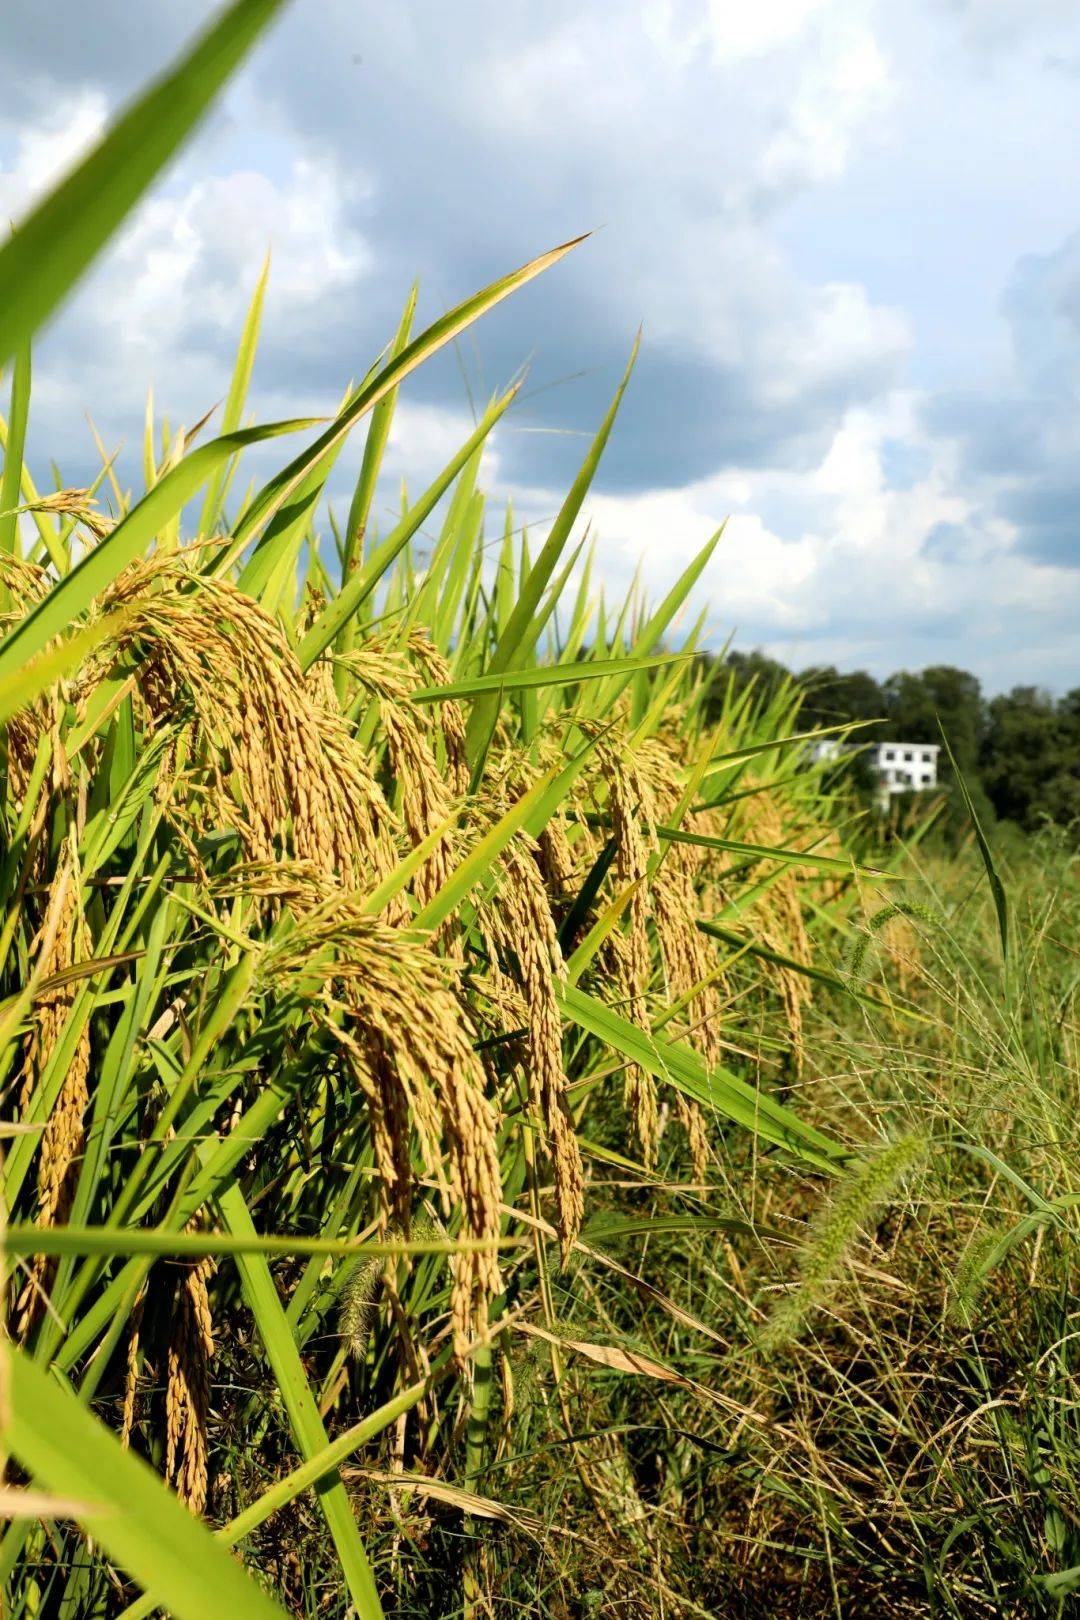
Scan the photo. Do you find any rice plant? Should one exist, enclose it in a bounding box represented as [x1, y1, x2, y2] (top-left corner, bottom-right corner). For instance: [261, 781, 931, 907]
[0, 8, 881, 1615]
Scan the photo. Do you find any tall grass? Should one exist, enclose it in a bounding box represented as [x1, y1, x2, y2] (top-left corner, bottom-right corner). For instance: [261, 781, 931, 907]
[719, 828, 1079, 1618]
[441, 834, 1076, 1619]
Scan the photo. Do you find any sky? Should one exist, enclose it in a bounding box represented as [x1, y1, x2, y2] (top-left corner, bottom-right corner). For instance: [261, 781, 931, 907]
[2, 0, 1080, 693]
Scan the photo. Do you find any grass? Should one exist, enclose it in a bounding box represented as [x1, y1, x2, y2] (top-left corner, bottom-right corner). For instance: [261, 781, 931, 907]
[408, 829, 1075, 1620]
[0, 8, 1076, 1617]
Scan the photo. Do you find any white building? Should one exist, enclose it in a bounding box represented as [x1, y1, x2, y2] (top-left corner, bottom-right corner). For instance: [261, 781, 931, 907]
[872, 741, 940, 797]
[808, 738, 941, 807]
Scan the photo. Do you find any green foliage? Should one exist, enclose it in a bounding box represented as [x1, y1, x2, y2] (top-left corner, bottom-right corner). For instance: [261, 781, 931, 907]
[982, 683, 1080, 832]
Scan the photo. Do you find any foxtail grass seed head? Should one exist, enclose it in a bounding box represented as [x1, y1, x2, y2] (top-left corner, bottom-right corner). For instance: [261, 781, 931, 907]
[339, 1255, 384, 1362]
[847, 900, 943, 984]
[948, 1225, 1003, 1328]
[338, 1216, 442, 1359]
[760, 1133, 930, 1351]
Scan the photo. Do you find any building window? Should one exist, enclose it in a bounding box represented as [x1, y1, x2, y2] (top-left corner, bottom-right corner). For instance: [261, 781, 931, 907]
[884, 749, 894, 762]
[903, 750, 913, 761]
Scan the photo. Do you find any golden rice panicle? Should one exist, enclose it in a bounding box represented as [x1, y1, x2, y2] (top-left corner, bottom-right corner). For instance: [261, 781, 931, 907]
[467, 748, 585, 1254]
[648, 864, 716, 1178]
[265, 910, 501, 1358]
[537, 814, 580, 911]
[0, 552, 51, 614]
[120, 1286, 147, 1450]
[336, 634, 464, 908]
[490, 839, 584, 1257]
[733, 775, 812, 1074]
[381, 702, 457, 908]
[13, 487, 112, 540]
[405, 628, 470, 795]
[302, 623, 339, 716]
[622, 736, 726, 1175]
[673, 1092, 710, 1183]
[637, 737, 725, 1056]
[166, 1250, 215, 1515]
[1, 558, 68, 827]
[599, 740, 660, 1165]
[98, 556, 399, 892]
[15, 844, 92, 1340]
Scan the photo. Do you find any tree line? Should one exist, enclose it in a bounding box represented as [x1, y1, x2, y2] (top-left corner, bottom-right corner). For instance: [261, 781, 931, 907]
[702, 652, 1080, 837]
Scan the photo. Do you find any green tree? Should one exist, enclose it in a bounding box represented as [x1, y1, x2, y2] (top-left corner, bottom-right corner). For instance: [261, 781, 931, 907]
[981, 685, 1080, 834]
[798, 666, 886, 740]
[882, 665, 985, 771]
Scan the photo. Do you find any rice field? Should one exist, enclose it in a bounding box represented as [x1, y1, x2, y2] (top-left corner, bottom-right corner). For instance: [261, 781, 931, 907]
[0, 6, 1076, 1617]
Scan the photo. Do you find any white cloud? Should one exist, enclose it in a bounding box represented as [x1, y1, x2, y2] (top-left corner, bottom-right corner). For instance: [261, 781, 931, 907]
[704, 0, 833, 61]
[0, 90, 107, 221]
[104, 161, 368, 364]
[386, 399, 504, 488]
[10, 151, 370, 468]
[947, 0, 1080, 48]
[759, 14, 891, 187]
[506, 389, 1080, 686]
[644, 0, 847, 68]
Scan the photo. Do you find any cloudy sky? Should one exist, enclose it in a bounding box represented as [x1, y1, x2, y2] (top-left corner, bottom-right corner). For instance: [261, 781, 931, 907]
[3, 0, 1080, 692]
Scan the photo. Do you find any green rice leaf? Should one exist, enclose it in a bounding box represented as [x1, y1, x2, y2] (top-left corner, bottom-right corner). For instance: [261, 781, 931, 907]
[298, 384, 520, 670]
[464, 335, 639, 762]
[220, 238, 584, 581]
[412, 651, 686, 702]
[0, 343, 32, 560]
[556, 982, 848, 1170]
[216, 1182, 384, 1619]
[655, 826, 878, 876]
[0, 0, 290, 367]
[2, 1345, 288, 1619]
[196, 251, 270, 537]
[941, 729, 1008, 968]
[0, 612, 126, 726]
